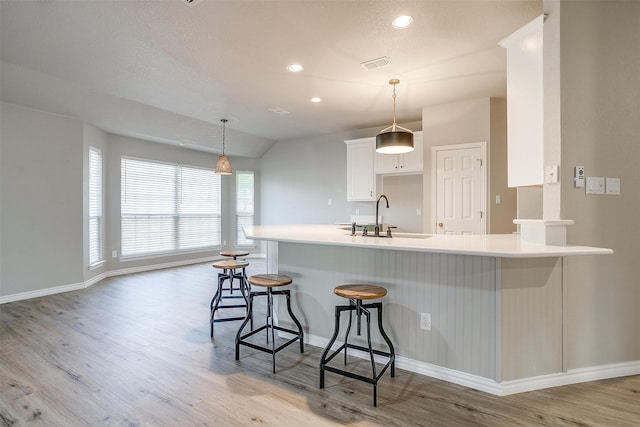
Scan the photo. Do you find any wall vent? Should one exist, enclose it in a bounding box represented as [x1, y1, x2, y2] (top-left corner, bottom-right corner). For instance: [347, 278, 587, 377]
[360, 56, 391, 71]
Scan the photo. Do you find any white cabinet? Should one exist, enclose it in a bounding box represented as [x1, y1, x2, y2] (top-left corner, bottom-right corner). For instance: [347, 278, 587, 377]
[499, 15, 544, 187]
[345, 138, 375, 201]
[375, 131, 423, 174]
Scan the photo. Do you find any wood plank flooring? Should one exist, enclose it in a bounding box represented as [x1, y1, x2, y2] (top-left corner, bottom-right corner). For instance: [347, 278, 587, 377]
[1, 261, 639, 426]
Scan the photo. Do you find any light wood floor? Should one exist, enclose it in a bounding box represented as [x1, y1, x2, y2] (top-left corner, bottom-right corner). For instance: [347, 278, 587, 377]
[1, 261, 639, 426]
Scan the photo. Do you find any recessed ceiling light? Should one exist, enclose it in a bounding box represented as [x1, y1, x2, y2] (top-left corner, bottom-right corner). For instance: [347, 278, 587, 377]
[310, 97, 321, 103]
[392, 15, 413, 29]
[287, 64, 304, 72]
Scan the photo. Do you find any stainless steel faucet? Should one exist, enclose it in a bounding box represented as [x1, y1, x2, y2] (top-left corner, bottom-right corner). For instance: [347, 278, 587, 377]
[375, 194, 389, 236]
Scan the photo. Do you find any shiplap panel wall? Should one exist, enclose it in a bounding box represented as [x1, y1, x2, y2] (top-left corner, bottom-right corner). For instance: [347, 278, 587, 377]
[277, 243, 498, 380]
[500, 257, 563, 381]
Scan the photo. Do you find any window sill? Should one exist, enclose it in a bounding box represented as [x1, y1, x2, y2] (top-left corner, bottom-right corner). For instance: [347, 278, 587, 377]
[119, 247, 222, 263]
[89, 260, 106, 271]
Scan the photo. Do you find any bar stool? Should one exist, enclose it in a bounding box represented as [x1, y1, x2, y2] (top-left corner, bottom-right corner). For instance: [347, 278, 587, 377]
[235, 274, 304, 373]
[220, 250, 250, 288]
[220, 250, 250, 260]
[210, 259, 250, 337]
[319, 284, 395, 407]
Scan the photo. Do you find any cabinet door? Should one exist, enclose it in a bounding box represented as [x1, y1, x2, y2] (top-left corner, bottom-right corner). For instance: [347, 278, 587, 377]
[345, 139, 375, 201]
[375, 151, 399, 174]
[375, 131, 423, 174]
[399, 131, 423, 173]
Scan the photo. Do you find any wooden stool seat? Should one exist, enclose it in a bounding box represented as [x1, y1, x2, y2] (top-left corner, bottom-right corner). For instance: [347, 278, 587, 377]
[221, 250, 250, 259]
[213, 259, 249, 270]
[248, 274, 292, 288]
[335, 284, 387, 300]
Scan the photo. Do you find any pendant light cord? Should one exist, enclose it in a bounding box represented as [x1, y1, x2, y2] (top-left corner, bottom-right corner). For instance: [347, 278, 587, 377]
[221, 118, 228, 155]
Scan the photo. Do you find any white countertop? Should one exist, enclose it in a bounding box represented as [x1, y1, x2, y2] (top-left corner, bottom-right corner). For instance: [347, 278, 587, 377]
[244, 224, 613, 258]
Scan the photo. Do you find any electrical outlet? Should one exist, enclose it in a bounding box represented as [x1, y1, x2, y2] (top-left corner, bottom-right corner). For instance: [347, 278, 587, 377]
[111, 250, 117, 258]
[420, 313, 431, 331]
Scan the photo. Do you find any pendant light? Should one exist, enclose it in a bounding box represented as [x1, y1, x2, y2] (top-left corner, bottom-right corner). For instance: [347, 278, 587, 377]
[376, 79, 414, 154]
[215, 119, 232, 175]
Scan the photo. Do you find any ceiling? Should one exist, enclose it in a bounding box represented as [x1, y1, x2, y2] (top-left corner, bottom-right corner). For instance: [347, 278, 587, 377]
[0, 0, 541, 158]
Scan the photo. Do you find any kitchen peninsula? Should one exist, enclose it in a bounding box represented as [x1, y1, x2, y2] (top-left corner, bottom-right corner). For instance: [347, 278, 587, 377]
[244, 224, 613, 395]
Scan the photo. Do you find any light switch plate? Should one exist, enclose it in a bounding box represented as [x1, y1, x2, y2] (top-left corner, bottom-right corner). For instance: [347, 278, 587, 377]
[545, 164, 559, 184]
[586, 176, 605, 195]
[606, 177, 621, 195]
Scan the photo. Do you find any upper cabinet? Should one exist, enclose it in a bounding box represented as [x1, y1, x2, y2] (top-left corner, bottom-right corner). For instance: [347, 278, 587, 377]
[499, 15, 544, 187]
[375, 131, 423, 175]
[345, 138, 376, 201]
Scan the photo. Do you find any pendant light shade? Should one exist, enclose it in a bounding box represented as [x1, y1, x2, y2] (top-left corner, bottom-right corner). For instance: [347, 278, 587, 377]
[215, 119, 232, 175]
[376, 79, 414, 154]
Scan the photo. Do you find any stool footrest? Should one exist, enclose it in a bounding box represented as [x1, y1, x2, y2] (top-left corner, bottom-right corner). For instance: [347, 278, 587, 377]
[212, 316, 246, 323]
[238, 325, 302, 355]
[323, 359, 393, 386]
[322, 342, 393, 366]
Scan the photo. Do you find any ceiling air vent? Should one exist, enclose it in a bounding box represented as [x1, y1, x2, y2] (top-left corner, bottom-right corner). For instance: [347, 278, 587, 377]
[360, 56, 391, 71]
[268, 107, 290, 115]
[182, 0, 204, 7]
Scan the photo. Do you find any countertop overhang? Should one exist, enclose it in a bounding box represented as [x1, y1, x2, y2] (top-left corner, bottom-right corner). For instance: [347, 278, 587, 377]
[244, 224, 613, 258]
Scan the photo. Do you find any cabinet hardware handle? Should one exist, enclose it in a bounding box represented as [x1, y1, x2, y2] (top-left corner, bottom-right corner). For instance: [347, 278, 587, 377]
[438, 222, 444, 227]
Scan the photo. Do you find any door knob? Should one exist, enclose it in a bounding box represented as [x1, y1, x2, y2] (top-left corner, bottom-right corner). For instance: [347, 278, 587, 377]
[438, 222, 444, 227]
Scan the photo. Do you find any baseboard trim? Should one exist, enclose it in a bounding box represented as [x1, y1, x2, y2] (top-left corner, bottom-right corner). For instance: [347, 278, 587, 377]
[0, 255, 265, 304]
[303, 332, 640, 396]
[0, 282, 86, 304]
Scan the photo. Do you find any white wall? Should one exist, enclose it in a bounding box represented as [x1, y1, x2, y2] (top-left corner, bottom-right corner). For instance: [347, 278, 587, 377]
[544, 0, 640, 368]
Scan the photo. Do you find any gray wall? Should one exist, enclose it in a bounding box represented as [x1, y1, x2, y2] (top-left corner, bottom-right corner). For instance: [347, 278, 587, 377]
[545, 0, 640, 369]
[1, 103, 85, 295]
[105, 134, 262, 271]
[0, 102, 261, 298]
[260, 121, 423, 229]
[421, 97, 517, 234]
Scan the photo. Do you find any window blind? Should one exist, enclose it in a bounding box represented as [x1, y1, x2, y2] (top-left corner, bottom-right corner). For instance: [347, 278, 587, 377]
[89, 147, 103, 265]
[236, 171, 254, 246]
[121, 157, 221, 257]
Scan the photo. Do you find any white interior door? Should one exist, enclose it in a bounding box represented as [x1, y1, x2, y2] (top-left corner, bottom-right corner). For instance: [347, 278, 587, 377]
[433, 143, 486, 235]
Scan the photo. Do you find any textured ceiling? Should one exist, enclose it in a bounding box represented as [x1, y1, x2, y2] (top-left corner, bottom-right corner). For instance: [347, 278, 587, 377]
[0, 0, 541, 158]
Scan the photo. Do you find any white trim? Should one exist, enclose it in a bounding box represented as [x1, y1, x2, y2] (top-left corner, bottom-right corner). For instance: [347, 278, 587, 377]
[303, 332, 640, 396]
[0, 255, 266, 304]
[0, 282, 86, 304]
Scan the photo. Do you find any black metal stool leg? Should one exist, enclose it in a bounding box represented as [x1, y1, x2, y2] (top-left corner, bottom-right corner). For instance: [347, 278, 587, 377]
[320, 305, 343, 389]
[284, 290, 305, 353]
[343, 305, 353, 365]
[376, 302, 395, 377]
[210, 273, 228, 337]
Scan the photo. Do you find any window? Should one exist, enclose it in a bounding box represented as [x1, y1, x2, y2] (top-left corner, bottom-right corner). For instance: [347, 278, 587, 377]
[89, 147, 103, 265]
[236, 171, 254, 246]
[121, 157, 221, 257]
